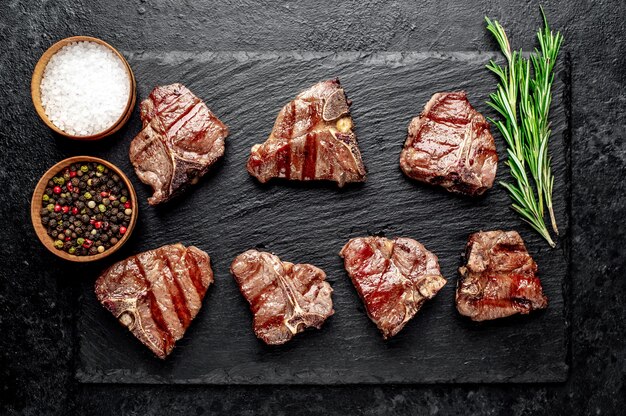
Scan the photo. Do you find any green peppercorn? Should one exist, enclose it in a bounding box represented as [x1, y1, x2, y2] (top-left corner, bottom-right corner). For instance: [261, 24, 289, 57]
[68, 247, 76, 255]
[98, 204, 106, 213]
[42, 194, 50, 202]
[47, 204, 54, 212]
[97, 164, 105, 173]
[80, 165, 88, 172]
[54, 240, 63, 249]
[120, 196, 127, 203]
[84, 192, 92, 199]
[77, 237, 85, 245]
[57, 177, 65, 186]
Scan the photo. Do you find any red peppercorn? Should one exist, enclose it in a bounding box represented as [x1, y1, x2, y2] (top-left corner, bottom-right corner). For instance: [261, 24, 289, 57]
[90, 219, 95, 225]
[123, 201, 131, 209]
[83, 239, 93, 248]
[62, 206, 69, 214]
[100, 191, 108, 197]
[109, 195, 117, 201]
[119, 226, 127, 235]
[70, 171, 77, 178]
[53, 186, 62, 194]
[95, 221, 102, 229]
[54, 204, 61, 212]
[71, 207, 78, 215]
[65, 236, 71, 241]
[67, 183, 73, 192]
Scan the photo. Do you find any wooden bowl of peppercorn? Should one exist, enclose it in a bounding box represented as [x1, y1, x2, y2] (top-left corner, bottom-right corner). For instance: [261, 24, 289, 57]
[31, 156, 138, 262]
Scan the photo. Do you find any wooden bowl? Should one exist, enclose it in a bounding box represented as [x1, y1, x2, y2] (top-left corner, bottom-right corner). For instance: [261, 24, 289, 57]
[31, 36, 136, 141]
[31, 156, 138, 262]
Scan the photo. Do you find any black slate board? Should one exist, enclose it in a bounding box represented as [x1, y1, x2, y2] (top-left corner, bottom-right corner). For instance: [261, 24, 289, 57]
[76, 52, 569, 384]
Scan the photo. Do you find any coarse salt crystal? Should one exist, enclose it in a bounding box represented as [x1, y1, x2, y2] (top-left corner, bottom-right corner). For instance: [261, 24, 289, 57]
[40, 41, 131, 136]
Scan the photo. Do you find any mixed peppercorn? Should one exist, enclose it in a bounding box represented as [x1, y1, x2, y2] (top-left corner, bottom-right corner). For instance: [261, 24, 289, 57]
[40, 162, 132, 256]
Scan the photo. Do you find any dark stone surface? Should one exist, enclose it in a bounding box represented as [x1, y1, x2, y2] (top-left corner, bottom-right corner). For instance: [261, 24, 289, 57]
[76, 52, 568, 384]
[0, 0, 624, 414]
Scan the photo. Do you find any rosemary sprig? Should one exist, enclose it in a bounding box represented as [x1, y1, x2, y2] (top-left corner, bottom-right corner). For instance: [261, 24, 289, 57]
[530, 7, 563, 234]
[485, 10, 562, 247]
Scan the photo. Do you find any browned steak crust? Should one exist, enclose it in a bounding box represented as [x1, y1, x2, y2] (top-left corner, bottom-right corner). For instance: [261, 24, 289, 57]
[456, 230, 548, 321]
[230, 250, 334, 345]
[340, 236, 446, 338]
[247, 79, 366, 187]
[95, 243, 213, 358]
[400, 91, 497, 196]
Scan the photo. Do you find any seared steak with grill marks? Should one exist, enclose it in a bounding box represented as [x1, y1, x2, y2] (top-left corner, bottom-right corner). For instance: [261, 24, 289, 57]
[340, 237, 446, 339]
[246, 79, 366, 187]
[129, 83, 229, 205]
[95, 243, 213, 359]
[230, 250, 334, 345]
[456, 230, 548, 321]
[400, 91, 497, 196]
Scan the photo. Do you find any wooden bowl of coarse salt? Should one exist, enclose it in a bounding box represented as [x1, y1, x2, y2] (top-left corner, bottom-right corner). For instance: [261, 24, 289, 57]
[31, 36, 136, 140]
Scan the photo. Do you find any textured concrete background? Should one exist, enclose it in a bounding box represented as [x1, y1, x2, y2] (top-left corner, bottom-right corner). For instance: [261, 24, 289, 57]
[0, 0, 624, 415]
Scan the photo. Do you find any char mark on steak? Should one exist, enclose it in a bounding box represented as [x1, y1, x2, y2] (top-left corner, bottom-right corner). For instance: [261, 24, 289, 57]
[95, 243, 214, 359]
[456, 230, 548, 321]
[339, 236, 446, 339]
[230, 250, 334, 345]
[129, 83, 229, 205]
[400, 91, 498, 196]
[246, 78, 366, 187]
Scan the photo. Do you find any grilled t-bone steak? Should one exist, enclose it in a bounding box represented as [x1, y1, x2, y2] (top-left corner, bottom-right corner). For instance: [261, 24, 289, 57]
[246, 79, 366, 187]
[230, 250, 334, 345]
[95, 243, 214, 359]
[129, 83, 229, 205]
[400, 91, 498, 196]
[456, 230, 548, 321]
[340, 237, 446, 338]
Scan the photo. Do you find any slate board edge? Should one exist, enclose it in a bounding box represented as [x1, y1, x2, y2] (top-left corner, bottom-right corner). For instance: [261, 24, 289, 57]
[74, 51, 572, 385]
[75, 365, 569, 385]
